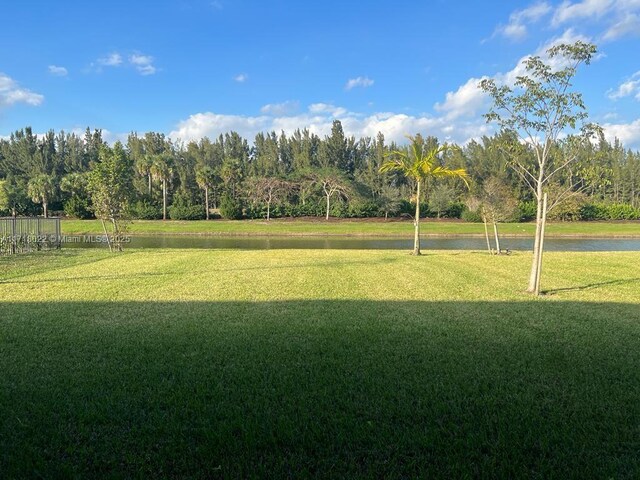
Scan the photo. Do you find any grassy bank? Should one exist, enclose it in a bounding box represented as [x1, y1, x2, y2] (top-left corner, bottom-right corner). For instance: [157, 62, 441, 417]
[1, 249, 640, 477]
[61, 218, 640, 237]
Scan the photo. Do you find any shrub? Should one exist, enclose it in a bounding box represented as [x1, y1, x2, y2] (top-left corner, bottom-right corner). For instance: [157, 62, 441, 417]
[63, 196, 93, 219]
[219, 194, 243, 220]
[547, 194, 586, 222]
[443, 202, 465, 219]
[517, 201, 537, 222]
[578, 203, 640, 221]
[169, 203, 205, 220]
[607, 203, 640, 220]
[347, 201, 379, 218]
[131, 200, 162, 220]
[461, 208, 483, 223]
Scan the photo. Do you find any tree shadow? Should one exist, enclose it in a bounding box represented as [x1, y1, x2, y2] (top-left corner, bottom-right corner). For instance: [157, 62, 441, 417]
[1, 299, 639, 479]
[543, 277, 640, 295]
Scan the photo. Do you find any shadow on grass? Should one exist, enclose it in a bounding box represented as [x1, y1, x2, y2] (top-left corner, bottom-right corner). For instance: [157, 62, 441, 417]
[1, 300, 639, 479]
[543, 277, 640, 295]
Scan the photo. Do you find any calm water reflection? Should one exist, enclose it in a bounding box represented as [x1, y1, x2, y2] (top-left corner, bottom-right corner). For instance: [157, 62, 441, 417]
[63, 235, 640, 252]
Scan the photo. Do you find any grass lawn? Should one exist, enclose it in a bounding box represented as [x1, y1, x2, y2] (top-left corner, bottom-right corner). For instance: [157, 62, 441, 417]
[1, 248, 640, 478]
[61, 218, 640, 238]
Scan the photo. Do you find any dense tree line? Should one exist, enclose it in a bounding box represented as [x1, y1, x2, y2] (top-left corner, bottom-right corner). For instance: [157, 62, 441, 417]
[1, 121, 639, 221]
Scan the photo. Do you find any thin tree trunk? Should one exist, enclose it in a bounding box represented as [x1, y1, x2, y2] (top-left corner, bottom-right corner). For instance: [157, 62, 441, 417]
[101, 218, 113, 253]
[493, 221, 501, 255]
[527, 188, 544, 293]
[112, 218, 122, 252]
[148, 173, 152, 195]
[205, 186, 210, 220]
[325, 193, 330, 220]
[162, 179, 167, 221]
[483, 214, 491, 254]
[413, 181, 421, 255]
[43, 201, 48, 219]
[534, 193, 548, 296]
[267, 202, 271, 222]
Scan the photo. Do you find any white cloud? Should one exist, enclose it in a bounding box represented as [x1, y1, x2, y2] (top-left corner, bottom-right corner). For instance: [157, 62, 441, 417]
[129, 53, 157, 75]
[607, 71, 640, 100]
[603, 118, 640, 148]
[494, 2, 552, 40]
[91, 51, 157, 75]
[48, 65, 68, 77]
[549, 0, 640, 40]
[345, 76, 374, 90]
[260, 101, 300, 115]
[0, 73, 44, 107]
[552, 0, 615, 26]
[234, 73, 248, 83]
[308, 103, 347, 116]
[97, 52, 123, 67]
[434, 77, 491, 120]
[168, 104, 491, 146]
[603, 12, 640, 39]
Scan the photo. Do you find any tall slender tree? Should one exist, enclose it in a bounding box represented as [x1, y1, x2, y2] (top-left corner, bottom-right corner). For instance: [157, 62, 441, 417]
[480, 41, 599, 294]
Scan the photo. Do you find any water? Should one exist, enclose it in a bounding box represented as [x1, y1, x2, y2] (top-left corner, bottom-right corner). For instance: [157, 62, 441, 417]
[61, 235, 640, 252]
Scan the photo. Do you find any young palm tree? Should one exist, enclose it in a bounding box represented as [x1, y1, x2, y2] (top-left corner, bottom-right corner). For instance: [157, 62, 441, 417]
[195, 165, 217, 220]
[27, 173, 55, 218]
[136, 155, 154, 196]
[380, 135, 469, 255]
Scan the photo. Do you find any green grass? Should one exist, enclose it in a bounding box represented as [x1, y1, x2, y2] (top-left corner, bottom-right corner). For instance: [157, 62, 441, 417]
[61, 218, 640, 237]
[2, 249, 640, 478]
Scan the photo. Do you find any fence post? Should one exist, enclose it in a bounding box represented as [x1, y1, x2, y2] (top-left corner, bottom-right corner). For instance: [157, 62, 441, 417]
[56, 218, 61, 249]
[11, 217, 16, 255]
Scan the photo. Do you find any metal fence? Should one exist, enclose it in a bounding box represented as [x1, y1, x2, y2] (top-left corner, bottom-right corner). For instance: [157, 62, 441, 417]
[0, 217, 61, 255]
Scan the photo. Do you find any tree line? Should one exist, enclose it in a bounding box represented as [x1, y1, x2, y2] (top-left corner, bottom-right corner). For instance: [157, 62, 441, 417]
[1, 120, 639, 223]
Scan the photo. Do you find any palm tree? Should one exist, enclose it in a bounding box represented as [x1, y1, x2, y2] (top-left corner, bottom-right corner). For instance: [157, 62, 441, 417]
[380, 135, 469, 255]
[27, 173, 55, 218]
[136, 155, 154, 196]
[150, 154, 173, 220]
[195, 165, 217, 220]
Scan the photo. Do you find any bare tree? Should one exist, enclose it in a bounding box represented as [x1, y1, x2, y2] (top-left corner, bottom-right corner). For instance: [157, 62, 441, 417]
[245, 177, 293, 221]
[310, 169, 351, 221]
[482, 177, 518, 255]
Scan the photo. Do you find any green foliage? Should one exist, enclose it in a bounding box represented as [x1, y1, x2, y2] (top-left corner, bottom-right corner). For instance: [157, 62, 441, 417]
[2, 117, 640, 223]
[461, 208, 483, 223]
[219, 193, 243, 220]
[517, 201, 537, 222]
[0, 180, 8, 215]
[86, 142, 133, 251]
[63, 196, 93, 219]
[130, 200, 163, 220]
[579, 203, 640, 221]
[606, 203, 640, 220]
[347, 200, 379, 218]
[168, 193, 205, 220]
[547, 193, 586, 222]
[443, 202, 465, 219]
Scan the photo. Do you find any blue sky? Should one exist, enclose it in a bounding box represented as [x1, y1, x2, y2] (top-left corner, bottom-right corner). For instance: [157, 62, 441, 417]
[1, 0, 640, 147]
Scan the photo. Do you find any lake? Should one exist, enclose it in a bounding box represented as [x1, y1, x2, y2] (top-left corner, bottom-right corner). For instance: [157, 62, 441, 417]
[61, 235, 640, 251]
